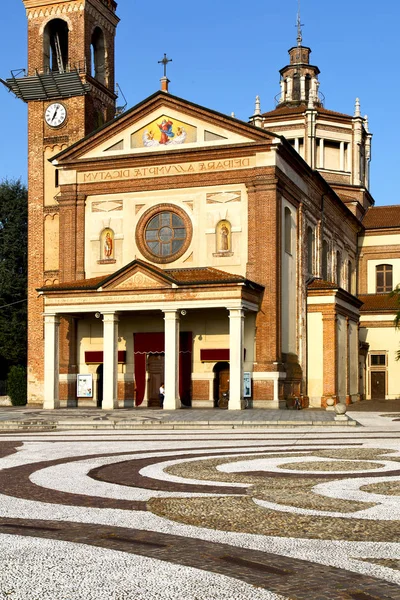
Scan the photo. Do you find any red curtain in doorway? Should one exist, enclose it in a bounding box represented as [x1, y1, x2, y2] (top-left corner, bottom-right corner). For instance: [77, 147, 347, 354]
[133, 332, 192, 406]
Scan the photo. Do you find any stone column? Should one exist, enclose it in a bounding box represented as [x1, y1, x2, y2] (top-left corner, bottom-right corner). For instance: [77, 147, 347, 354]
[300, 76, 306, 101]
[286, 77, 293, 101]
[228, 308, 245, 410]
[340, 142, 345, 172]
[163, 310, 180, 410]
[102, 312, 119, 410]
[318, 138, 325, 169]
[43, 314, 60, 409]
[280, 79, 285, 103]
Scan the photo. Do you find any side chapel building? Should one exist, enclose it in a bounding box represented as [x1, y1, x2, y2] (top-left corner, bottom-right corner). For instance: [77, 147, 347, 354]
[4, 0, 400, 410]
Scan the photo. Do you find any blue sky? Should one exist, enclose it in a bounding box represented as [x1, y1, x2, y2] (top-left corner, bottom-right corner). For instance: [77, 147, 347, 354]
[0, 0, 398, 205]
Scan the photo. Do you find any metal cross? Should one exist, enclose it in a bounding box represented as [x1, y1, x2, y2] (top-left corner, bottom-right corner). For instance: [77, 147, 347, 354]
[296, 0, 304, 46]
[158, 53, 172, 78]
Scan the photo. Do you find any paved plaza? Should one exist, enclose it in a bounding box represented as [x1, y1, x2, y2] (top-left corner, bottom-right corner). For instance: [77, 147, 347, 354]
[0, 405, 399, 599]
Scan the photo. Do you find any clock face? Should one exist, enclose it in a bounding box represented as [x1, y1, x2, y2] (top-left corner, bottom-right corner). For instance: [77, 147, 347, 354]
[45, 103, 67, 128]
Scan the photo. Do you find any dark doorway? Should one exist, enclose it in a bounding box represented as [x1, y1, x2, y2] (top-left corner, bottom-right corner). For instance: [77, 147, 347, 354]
[147, 353, 165, 408]
[213, 361, 230, 408]
[371, 371, 386, 399]
[96, 364, 103, 408]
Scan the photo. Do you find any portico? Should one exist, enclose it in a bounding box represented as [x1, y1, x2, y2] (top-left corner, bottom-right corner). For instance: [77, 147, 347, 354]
[40, 260, 263, 411]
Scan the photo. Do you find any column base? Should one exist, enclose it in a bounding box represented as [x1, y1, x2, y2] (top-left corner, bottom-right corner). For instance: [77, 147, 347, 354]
[43, 399, 60, 410]
[163, 398, 181, 410]
[102, 399, 118, 410]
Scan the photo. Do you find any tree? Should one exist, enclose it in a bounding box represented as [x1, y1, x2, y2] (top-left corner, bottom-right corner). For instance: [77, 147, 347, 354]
[0, 180, 27, 378]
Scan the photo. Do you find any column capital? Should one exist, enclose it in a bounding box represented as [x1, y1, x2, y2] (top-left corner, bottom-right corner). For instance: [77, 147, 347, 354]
[102, 311, 119, 322]
[227, 307, 245, 318]
[44, 313, 60, 324]
[163, 309, 180, 319]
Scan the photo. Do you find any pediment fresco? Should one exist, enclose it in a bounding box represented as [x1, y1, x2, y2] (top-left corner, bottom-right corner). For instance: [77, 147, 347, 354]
[131, 115, 198, 148]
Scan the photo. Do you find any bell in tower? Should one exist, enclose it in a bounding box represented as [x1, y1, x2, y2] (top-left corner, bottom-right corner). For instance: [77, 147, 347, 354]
[43, 19, 69, 73]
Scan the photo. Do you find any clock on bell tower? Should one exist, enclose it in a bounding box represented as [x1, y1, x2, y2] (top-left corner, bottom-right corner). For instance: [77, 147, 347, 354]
[2, 0, 119, 405]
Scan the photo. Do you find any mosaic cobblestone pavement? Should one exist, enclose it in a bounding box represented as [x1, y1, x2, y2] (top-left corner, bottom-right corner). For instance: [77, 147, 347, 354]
[0, 425, 400, 599]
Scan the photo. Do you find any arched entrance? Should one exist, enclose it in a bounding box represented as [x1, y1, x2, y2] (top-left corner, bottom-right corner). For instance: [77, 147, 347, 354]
[147, 353, 165, 407]
[213, 361, 230, 408]
[96, 364, 103, 408]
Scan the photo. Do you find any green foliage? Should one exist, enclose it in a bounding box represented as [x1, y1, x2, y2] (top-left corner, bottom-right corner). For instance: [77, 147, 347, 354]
[0, 179, 27, 377]
[7, 365, 27, 406]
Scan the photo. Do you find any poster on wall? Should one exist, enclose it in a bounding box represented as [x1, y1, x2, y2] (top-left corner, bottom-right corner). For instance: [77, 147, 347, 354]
[77, 374, 93, 398]
[243, 372, 251, 397]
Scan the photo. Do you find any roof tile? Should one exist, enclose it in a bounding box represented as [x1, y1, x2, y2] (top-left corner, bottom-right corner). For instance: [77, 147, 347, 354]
[358, 293, 399, 312]
[362, 206, 400, 230]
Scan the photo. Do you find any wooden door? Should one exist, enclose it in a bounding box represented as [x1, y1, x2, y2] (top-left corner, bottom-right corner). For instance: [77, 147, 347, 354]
[371, 371, 386, 399]
[147, 354, 164, 407]
[218, 368, 230, 408]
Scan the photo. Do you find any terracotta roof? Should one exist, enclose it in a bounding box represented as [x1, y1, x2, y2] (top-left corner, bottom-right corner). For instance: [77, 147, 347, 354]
[307, 279, 338, 290]
[362, 206, 400, 230]
[358, 294, 399, 312]
[42, 276, 105, 291]
[39, 261, 264, 292]
[261, 104, 352, 120]
[164, 267, 247, 284]
[337, 193, 357, 203]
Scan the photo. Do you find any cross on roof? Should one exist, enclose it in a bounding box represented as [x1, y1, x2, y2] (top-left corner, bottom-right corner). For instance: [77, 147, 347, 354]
[158, 53, 172, 78]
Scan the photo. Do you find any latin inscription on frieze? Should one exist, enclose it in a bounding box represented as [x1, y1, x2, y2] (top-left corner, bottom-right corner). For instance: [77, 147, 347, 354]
[78, 157, 255, 184]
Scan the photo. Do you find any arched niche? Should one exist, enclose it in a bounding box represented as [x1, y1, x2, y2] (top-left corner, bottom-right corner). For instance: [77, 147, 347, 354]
[43, 19, 69, 73]
[99, 227, 115, 262]
[216, 220, 232, 254]
[91, 27, 107, 85]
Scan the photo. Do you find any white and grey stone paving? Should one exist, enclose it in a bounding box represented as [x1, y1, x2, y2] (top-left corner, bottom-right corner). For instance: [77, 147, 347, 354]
[0, 534, 287, 600]
[0, 419, 399, 598]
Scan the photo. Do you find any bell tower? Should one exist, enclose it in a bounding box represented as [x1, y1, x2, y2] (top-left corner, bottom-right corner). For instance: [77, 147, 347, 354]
[3, 0, 119, 404]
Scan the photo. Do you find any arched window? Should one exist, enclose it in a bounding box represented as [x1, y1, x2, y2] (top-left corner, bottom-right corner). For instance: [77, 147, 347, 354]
[307, 227, 314, 274]
[293, 73, 301, 101]
[91, 27, 106, 85]
[43, 19, 69, 73]
[336, 251, 342, 286]
[348, 261, 353, 293]
[305, 74, 311, 99]
[322, 239, 329, 281]
[376, 264, 393, 293]
[284, 207, 292, 254]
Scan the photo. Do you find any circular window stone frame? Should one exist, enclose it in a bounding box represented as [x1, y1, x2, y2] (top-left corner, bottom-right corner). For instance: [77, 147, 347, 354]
[136, 204, 193, 264]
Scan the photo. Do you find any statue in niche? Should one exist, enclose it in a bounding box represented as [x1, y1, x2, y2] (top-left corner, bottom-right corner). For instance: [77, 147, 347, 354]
[217, 220, 231, 253]
[102, 228, 114, 260]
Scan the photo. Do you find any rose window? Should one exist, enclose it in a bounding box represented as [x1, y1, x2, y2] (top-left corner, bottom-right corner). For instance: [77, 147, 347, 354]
[136, 206, 192, 264]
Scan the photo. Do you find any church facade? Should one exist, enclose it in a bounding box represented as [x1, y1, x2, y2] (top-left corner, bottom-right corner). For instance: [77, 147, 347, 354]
[6, 0, 400, 409]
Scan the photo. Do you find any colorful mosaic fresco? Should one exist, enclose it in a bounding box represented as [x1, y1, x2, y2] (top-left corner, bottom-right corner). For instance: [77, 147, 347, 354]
[131, 115, 197, 149]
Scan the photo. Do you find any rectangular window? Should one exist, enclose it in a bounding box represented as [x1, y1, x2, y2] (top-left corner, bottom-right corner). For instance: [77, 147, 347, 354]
[376, 264, 393, 293]
[324, 140, 341, 171]
[370, 354, 387, 366]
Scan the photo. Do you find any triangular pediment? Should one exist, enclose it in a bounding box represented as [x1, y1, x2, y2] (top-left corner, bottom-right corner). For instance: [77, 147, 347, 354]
[53, 92, 275, 164]
[100, 260, 174, 291]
